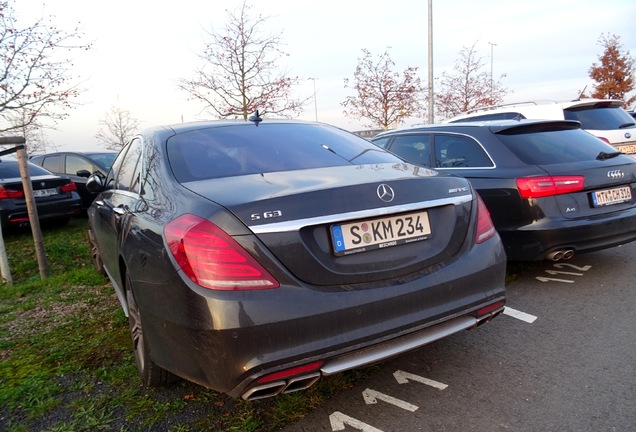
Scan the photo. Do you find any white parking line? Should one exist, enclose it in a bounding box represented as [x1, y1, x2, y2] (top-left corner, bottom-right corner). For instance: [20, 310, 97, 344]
[362, 388, 418, 412]
[503, 307, 537, 323]
[393, 370, 448, 390]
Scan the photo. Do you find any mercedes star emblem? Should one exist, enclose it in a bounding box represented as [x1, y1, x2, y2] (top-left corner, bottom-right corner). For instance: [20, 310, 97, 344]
[377, 184, 395, 202]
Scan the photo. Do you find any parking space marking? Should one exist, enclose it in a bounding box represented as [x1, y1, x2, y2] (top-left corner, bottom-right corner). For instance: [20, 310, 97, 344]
[536, 276, 575, 283]
[503, 307, 537, 323]
[544, 269, 583, 276]
[536, 263, 592, 283]
[393, 370, 448, 390]
[362, 388, 418, 412]
[330, 411, 384, 432]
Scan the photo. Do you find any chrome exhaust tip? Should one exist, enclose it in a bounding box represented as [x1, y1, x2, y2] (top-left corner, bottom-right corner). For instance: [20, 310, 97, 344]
[241, 372, 321, 401]
[546, 250, 565, 261]
[546, 249, 574, 261]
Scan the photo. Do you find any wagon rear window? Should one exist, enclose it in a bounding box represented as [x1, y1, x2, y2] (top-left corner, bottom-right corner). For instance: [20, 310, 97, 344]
[495, 128, 621, 165]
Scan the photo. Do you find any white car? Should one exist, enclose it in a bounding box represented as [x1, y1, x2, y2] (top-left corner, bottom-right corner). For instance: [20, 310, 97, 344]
[446, 99, 636, 155]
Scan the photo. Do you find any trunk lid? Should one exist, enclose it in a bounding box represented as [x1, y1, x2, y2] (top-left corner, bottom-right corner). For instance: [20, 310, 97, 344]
[537, 158, 636, 219]
[181, 163, 477, 286]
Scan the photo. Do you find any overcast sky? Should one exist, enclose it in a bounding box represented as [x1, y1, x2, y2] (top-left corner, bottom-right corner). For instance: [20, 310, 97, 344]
[13, 0, 636, 152]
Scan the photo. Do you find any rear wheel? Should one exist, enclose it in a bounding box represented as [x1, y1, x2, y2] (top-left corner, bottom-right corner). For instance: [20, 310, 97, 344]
[87, 226, 105, 276]
[126, 274, 178, 386]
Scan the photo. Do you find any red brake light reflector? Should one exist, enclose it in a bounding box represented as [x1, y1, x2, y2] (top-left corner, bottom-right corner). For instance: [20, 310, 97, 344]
[516, 176, 584, 199]
[477, 300, 505, 317]
[257, 361, 324, 383]
[165, 214, 279, 291]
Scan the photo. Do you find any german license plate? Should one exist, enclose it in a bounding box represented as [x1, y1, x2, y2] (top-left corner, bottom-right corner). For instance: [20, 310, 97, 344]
[591, 186, 632, 207]
[331, 211, 431, 256]
[32, 188, 57, 198]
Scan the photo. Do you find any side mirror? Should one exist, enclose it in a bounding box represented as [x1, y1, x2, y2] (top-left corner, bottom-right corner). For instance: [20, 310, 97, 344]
[85, 173, 105, 194]
[76, 169, 92, 178]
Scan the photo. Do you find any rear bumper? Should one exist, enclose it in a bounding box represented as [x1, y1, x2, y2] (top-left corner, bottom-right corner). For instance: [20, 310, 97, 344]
[0, 195, 82, 228]
[242, 311, 505, 400]
[133, 236, 506, 398]
[499, 209, 636, 260]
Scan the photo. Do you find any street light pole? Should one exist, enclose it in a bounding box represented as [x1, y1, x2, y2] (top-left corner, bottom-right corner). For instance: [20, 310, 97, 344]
[308, 77, 318, 121]
[488, 42, 497, 100]
[427, 0, 434, 124]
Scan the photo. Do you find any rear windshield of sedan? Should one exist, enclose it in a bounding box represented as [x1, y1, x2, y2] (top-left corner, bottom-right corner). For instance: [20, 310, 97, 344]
[495, 127, 623, 165]
[167, 123, 399, 182]
[0, 161, 52, 179]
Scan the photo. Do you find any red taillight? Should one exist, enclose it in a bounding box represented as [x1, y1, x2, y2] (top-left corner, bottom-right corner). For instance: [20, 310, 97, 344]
[0, 187, 24, 199]
[597, 137, 610, 144]
[164, 214, 279, 291]
[257, 361, 324, 383]
[60, 181, 77, 193]
[516, 176, 584, 199]
[475, 194, 496, 244]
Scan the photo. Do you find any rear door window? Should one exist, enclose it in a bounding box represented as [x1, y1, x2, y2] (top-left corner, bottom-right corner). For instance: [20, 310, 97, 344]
[433, 135, 494, 168]
[386, 134, 432, 167]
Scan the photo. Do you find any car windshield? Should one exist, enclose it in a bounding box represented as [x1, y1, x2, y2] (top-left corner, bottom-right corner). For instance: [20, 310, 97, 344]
[495, 127, 621, 165]
[167, 123, 399, 182]
[564, 106, 636, 130]
[90, 153, 117, 171]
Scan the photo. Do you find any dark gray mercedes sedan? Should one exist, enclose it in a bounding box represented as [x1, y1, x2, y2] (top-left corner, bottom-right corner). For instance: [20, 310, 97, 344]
[86, 117, 506, 400]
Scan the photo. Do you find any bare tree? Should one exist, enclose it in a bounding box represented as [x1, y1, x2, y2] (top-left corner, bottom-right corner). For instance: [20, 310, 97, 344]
[95, 106, 140, 150]
[0, 0, 89, 135]
[342, 49, 424, 130]
[588, 33, 636, 107]
[435, 42, 509, 121]
[178, 1, 305, 119]
[14, 113, 58, 156]
[0, 105, 56, 156]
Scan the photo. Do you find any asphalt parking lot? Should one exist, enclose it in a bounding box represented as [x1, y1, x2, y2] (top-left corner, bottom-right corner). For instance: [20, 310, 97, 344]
[281, 242, 636, 432]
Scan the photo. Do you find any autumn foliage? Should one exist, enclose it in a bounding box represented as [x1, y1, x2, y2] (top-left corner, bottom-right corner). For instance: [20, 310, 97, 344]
[588, 33, 636, 107]
[342, 49, 424, 130]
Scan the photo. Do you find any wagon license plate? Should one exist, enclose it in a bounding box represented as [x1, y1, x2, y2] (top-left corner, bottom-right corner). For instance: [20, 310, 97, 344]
[32, 188, 57, 198]
[591, 186, 632, 207]
[331, 211, 431, 256]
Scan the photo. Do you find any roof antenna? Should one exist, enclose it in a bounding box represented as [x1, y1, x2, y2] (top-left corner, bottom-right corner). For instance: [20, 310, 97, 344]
[248, 110, 262, 126]
[576, 85, 587, 101]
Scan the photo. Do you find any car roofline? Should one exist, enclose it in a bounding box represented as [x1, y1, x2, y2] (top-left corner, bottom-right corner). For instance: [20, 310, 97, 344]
[445, 98, 625, 123]
[373, 119, 582, 137]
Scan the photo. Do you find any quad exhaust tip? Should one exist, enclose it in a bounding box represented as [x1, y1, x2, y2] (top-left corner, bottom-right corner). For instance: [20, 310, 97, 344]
[546, 249, 574, 261]
[242, 372, 321, 401]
